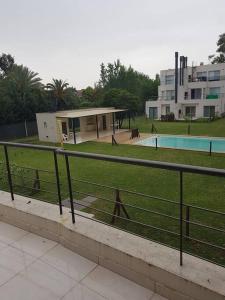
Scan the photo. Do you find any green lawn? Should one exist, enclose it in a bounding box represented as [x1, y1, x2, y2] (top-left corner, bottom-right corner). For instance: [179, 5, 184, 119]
[0, 135, 225, 266]
[124, 115, 225, 137]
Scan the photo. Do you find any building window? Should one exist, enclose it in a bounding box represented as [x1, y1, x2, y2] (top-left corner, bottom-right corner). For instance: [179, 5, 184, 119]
[206, 87, 221, 99]
[191, 88, 202, 100]
[44, 122, 47, 128]
[165, 75, 175, 85]
[196, 72, 207, 81]
[165, 105, 170, 114]
[204, 106, 215, 118]
[208, 70, 220, 81]
[209, 87, 220, 95]
[166, 90, 175, 100]
[149, 107, 158, 119]
[185, 106, 196, 118]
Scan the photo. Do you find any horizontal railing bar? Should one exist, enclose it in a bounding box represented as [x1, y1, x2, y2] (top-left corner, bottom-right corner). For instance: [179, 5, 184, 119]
[184, 235, 225, 251]
[75, 190, 180, 222]
[57, 149, 225, 177]
[0, 161, 53, 173]
[10, 173, 59, 185]
[0, 141, 58, 151]
[71, 178, 179, 205]
[183, 204, 225, 216]
[8, 190, 59, 204]
[185, 220, 225, 234]
[13, 183, 58, 195]
[76, 190, 225, 235]
[71, 199, 180, 237]
[72, 178, 225, 216]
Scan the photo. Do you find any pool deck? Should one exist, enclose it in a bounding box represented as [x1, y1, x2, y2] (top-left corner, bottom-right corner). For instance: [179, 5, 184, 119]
[97, 131, 150, 145]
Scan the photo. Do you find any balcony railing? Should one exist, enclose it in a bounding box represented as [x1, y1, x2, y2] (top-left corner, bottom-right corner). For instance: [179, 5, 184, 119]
[185, 93, 224, 100]
[189, 75, 225, 83]
[148, 96, 175, 101]
[0, 141, 225, 267]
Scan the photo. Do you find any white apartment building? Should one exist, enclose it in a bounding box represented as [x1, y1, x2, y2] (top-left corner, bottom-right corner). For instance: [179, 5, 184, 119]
[146, 56, 225, 120]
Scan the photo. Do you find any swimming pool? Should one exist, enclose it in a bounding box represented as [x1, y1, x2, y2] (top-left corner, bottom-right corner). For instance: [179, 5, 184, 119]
[135, 135, 225, 153]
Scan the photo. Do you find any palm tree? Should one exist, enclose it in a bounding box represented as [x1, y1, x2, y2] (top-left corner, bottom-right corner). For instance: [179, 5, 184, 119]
[7, 64, 42, 108]
[46, 79, 69, 111]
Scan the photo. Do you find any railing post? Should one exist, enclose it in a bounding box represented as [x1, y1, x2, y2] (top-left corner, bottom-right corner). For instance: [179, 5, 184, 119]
[3, 145, 14, 201]
[64, 154, 75, 223]
[53, 151, 62, 215]
[209, 141, 212, 156]
[179, 171, 183, 266]
[185, 205, 190, 238]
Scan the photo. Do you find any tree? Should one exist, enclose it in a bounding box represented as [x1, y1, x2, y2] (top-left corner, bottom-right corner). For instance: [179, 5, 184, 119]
[46, 79, 79, 111]
[98, 60, 159, 113]
[0, 53, 14, 78]
[103, 88, 139, 115]
[80, 85, 104, 107]
[46, 79, 69, 111]
[7, 65, 43, 117]
[0, 64, 45, 123]
[209, 33, 225, 64]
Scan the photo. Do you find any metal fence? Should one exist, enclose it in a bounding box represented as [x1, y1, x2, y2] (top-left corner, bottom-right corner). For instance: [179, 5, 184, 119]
[0, 121, 38, 140]
[0, 141, 225, 267]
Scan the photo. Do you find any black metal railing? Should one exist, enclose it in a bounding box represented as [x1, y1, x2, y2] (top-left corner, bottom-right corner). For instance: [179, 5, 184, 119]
[0, 141, 225, 267]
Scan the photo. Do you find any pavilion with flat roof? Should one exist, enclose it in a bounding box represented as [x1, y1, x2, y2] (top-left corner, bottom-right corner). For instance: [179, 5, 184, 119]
[36, 107, 130, 144]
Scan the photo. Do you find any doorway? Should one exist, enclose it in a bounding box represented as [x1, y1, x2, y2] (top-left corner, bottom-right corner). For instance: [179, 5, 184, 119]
[149, 107, 158, 119]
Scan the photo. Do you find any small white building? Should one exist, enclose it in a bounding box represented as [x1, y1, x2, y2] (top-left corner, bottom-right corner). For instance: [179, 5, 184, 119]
[36, 107, 128, 144]
[146, 56, 225, 120]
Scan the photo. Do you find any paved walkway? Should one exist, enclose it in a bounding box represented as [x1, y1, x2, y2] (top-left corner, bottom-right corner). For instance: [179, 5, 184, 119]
[0, 221, 167, 300]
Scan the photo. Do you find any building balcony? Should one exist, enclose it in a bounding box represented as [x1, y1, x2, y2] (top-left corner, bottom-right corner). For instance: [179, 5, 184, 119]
[183, 93, 224, 101]
[148, 96, 175, 102]
[188, 75, 225, 83]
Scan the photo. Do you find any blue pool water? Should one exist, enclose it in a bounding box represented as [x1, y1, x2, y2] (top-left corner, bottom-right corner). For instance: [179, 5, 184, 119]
[136, 135, 225, 153]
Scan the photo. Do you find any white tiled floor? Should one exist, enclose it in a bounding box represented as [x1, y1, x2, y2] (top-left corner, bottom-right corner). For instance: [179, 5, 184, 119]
[0, 222, 167, 300]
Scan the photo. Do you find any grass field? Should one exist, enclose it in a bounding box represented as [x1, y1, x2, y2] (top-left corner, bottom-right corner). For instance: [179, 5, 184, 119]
[0, 130, 225, 266]
[124, 115, 225, 137]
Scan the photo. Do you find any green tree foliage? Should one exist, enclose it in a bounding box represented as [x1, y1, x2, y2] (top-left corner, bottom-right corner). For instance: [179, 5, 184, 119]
[0, 53, 14, 78]
[80, 86, 104, 107]
[209, 33, 225, 64]
[0, 64, 47, 124]
[103, 88, 139, 115]
[0, 55, 79, 125]
[98, 59, 159, 112]
[46, 79, 79, 111]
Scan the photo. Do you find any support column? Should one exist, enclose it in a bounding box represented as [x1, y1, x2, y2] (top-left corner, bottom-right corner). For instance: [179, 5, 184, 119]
[112, 112, 115, 135]
[72, 118, 76, 144]
[96, 115, 99, 138]
[128, 110, 131, 130]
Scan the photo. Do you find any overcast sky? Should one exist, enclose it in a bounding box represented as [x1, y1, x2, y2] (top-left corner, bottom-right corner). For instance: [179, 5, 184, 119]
[1, 0, 225, 89]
